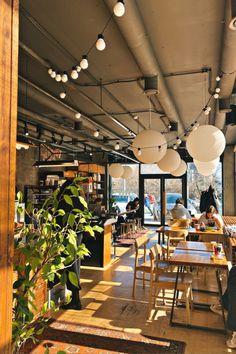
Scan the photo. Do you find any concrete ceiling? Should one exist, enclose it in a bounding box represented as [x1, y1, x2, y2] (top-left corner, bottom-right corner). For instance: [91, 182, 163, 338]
[18, 0, 236, 161]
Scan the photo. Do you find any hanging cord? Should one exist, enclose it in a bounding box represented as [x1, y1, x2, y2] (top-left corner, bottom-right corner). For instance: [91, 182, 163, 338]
[149, 97, 152, 129]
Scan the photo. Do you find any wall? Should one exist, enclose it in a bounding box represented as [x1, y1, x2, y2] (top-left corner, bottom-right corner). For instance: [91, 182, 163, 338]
[16, 147, 39, 194]
[223, 146, 235, 215]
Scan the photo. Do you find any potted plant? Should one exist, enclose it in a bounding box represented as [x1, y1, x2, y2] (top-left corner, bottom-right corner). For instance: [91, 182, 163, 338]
[12, 177, 102, 353]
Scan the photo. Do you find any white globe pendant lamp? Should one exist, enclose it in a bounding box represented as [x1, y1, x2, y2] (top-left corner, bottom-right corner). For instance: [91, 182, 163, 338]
[121, 166, 133, 179]
[196, 166, 216, 176]
[109, 164, 124, 178]
[186, 125, 226, 162]
[194, 157, 219, 172]
[157, 149, 181, 172]
[171, 160, 187, 177]
[132, 129, 167, 163]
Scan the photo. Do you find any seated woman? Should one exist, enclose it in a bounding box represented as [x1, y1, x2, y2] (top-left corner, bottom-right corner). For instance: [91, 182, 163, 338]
[171, 198, 191, 220]
[126, 197, 140, 220]
[198, 205, 224, 229]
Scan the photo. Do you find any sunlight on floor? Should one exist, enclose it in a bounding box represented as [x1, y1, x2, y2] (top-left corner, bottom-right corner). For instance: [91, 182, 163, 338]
[115, 265, 133, 272]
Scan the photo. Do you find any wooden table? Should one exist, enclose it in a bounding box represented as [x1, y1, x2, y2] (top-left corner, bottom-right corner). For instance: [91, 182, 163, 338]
[156, 226, 225, 244]
[168, 241, 229, 333]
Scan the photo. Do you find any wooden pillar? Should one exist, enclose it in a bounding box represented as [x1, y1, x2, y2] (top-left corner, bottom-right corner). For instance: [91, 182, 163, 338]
[0, 0, 19, 353]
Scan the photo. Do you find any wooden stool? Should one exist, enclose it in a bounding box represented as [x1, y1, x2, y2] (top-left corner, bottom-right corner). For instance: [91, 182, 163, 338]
[136, 218, 142, 232]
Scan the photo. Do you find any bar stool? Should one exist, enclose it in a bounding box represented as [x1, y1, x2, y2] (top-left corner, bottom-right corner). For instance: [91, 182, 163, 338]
[136, 218, 142, 232]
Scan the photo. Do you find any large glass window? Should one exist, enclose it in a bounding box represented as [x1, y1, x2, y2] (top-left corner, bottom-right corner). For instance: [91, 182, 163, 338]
[187, 162, 223, 214]
[110, 164, 139, 212]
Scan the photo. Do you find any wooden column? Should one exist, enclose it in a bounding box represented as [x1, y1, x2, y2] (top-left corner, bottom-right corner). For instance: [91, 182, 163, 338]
[0, 0, 19, 353]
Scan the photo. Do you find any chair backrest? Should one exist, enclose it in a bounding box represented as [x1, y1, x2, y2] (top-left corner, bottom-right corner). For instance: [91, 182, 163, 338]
[170, 219, 191, 228]
[165, 229, 189, 240]
[134, 235, 149, 266]
[149, 244, 162, 279]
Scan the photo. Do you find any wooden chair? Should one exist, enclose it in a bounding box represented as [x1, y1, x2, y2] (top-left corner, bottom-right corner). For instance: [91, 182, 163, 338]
[132, 236, 168, 298]
[148, 244, 193, 323]
[170, 219, 191, 228]
[162, 229, 189, 260]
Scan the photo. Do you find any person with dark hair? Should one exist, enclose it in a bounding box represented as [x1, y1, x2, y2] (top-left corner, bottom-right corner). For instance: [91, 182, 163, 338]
[171, 198, 191, 220]
[126, 197, 140, 220]
[210, 266, 236, 348]
[198, 205, 223, 229]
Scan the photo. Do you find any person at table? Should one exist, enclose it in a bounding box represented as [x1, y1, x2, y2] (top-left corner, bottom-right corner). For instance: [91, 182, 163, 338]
[210, 266, 236, 348]
[171, 198, 191, 220]
[198, 205, 223, 229]
[126, 197, 140, 220]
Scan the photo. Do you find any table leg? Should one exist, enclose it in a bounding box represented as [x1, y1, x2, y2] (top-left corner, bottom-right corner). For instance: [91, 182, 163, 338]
[215, 269, 227, 333]
[170, 265, 180, 325]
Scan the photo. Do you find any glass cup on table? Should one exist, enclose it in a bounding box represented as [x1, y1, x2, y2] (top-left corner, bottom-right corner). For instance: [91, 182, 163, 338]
[195, 223, 200, 231]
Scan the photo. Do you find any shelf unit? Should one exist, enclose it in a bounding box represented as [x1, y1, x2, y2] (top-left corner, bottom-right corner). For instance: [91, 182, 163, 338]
[24, 185, 58, 208]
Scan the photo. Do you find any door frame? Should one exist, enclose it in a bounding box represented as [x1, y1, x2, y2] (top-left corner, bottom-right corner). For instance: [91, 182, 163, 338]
[139, 174, 187, 225]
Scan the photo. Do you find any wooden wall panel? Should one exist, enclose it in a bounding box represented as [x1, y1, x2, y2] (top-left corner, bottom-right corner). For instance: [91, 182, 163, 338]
[0, 0, 19, 353]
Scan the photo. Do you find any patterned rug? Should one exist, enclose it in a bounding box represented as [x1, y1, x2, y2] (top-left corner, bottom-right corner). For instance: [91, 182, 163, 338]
[21, 321, 186, 353]
[116, 230, 150, 246]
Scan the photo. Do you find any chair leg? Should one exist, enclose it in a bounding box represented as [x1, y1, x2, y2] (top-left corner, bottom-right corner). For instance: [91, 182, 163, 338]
[132, 272, 136, 298]
[148, 284, 153, 320]
[185, 287, 191, 324]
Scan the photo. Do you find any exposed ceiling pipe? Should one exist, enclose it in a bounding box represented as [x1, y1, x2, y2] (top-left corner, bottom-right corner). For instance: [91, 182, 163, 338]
[215, 0, 236, 129]
[18, 73, 130, 146]
[104, 0, 184, 132]
[18, 107, 139, 163]
[19, 42, 134, 142]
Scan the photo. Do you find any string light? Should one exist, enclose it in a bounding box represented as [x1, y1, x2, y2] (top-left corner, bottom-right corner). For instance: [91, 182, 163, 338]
[55, 73, 62, 82]
[216, 75, 221, 82]
[137, 148, 142, 156]
[96, 34, 106, 51]
[133, 115, 138, 120]
[215, 87, 221, 93]
[168, 123, 172, 129]
[75, 112, 81, 119]
[214, 93, 219, 99]
[80, 55, 89, 70]
[61, 72, 68, 82]
[115, 142, 120, 150]
[48, 68, 53, 75]
[51, 70, 56, 78]
[176, 137, 182, 145]
[173, 144, 177, 150]
[113, 0, 125, 17]
[24, 123, 29, 136]
[59, 91, 66, 99]
[93, 129, 100, 137]
[71, 67, 79, 79]
[76, 65, 81, 72]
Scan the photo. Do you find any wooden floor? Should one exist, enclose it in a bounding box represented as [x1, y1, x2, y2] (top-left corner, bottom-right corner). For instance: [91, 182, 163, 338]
[53, 230, 231, 354]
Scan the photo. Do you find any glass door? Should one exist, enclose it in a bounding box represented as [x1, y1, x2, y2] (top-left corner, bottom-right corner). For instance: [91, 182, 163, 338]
[140, 175, 186, 225]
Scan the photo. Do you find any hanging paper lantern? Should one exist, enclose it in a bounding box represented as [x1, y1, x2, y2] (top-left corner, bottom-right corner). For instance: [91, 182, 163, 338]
[157, 149, 181, 172]
[171, 159, 187, 177]
[186, 125, 226, 162]
[109, 164, 124, 178]
[121, 166, 133, 179]
[196, 166, 216, 176]
[132, 129, 167, 163]
[194, 157, 219, 172]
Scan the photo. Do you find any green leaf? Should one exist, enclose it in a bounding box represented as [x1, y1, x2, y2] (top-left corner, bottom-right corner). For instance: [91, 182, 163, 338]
[69, 186, 79, 197]
[58, 209, 65, 216]
[57, 351, 66, 354]
[64, 195, 73, 206]
[68, 213, 75, 228]
[60, 272, 67, 286]
[92, 225, 103, 233]
[44, 348, 50, 354]
[17, 191, 23, 203]
[84, 225, 95, 237]
[79, 196, 87, 209]
[68, 271, 79, 288]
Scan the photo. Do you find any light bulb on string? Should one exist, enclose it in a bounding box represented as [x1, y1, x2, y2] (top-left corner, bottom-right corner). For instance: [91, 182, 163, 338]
[93, 129, 100, 137]
[59, 91, 66, 99]
[76, 65, 81, 72]
[137, 148, 142, 156]
[115, 142, 120, 150]
[61, 72, 68, 82]
[71, 67, 79, 79]
[173, 144, 177, 150]
[80, 55, 89, 69]
[203, 106, 211, 115]
[176, 137, 182, 145]
[215, 87, 221, 93]
[75, 112, 81, 119]
[168, 123, 172, 129]
[133, 115, 138, 120]
[113, 0, 125, 17]
[51, 70, 56, 78]
[55, 73, 62, 82]
[48, 68, 53, 75]
[214, 93, 219, 99]
[96, 34, 106, 51]
[216, 75, 221, 82]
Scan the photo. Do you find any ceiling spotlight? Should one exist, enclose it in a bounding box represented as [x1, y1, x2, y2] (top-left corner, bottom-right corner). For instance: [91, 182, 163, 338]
[51, 70, 56, 79]
[215, 87, 221, 93]
[133, 115, 138, 120]
[59, 91, 66, 99]
[71, 67, 79, 79]
[76, 65, 81, 72]
[48, 68, 53, 75]
[214, 93, 219, 99]
[173, 144, 177, 150]
[80, 55, 89, 70]
[55, 73, 62, 82]
[96, 34, 106, 51]
[176, 137, 182, 145]
[93, 129, 100, 137]
[216, 75, 221, 82]
[89, 152, 93, 156]
[113, 0, 125, 17]
[75, 112, 81, 119]
[61, 72, 68, 82]
[115, 142, 120, 150]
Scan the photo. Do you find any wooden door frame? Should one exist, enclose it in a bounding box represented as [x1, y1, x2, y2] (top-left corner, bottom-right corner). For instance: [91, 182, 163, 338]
[0, 0, 19, 352]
